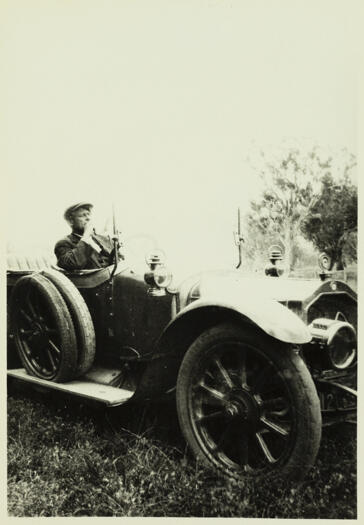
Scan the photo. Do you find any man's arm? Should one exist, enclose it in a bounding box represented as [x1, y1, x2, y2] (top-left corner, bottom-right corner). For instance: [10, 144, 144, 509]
[55, 220, 105, 270]
[54, 238, 95, 270]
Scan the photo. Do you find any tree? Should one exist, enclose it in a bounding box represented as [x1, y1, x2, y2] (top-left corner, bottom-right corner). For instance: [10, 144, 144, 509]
[244, 146, 326, 272]
[301, 172, 357, 270]
[243, 145, 356, 272]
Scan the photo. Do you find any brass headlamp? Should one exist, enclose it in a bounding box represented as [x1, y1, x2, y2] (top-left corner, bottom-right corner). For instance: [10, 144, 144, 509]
[309, 317, 357, 370]
[144, 251, 172, 296]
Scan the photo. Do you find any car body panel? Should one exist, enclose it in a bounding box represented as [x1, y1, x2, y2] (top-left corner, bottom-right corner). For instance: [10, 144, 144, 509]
[111, 269, 173, 357]
[172, 295, 311, 344]
[175, 269, 357, 309]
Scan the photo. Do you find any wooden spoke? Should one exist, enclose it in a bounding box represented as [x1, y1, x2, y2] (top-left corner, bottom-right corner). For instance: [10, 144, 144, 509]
[31, 291, 42, 316]
[45, 328, 57, 335]
[29, 356, 40, 370]
[260, 417, 289, 436]
[46, 348, 57, 371]
[240, 350, 248, 387]
[48, 339, 61, 355]
[25, 295, 38, 319]
[195, 410, 226, 425]
[214, 358, 234, 389]
[255, 432, 276, 464]
[197, 381, 226, 404]
[20, 328, 35, 339]
[19, 309, 33, 325]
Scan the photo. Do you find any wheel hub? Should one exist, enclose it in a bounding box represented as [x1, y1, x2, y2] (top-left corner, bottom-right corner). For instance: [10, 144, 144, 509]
[225, 401, 246, 419]
[30, 321, 48, 346]
[225, 389, 261, 424]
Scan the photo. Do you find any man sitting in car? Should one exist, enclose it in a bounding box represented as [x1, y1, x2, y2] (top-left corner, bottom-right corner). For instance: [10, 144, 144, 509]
[55, 202, 123, 270]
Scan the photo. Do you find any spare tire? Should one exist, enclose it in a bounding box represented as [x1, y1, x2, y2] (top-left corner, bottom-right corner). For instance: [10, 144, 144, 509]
[41, 269, 96, 377]
[10, 273, 78, 382]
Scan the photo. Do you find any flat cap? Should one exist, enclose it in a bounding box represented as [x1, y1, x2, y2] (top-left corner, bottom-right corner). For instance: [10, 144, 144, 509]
[64, 202, 93, 221]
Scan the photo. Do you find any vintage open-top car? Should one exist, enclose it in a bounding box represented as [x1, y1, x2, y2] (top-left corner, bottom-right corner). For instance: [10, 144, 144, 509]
[7, 234, 357, 482]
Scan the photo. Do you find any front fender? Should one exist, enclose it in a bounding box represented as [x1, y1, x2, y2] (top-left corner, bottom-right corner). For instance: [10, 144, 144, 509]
[137, 292, 311, 399]
[175, 295, 311, 344]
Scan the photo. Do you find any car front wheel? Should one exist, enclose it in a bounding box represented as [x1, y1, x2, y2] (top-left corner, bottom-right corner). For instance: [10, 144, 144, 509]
[176, 323, 322, 481]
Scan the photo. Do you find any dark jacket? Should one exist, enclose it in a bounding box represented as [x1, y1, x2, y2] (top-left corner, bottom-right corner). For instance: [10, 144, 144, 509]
[54, 232, 119, 270]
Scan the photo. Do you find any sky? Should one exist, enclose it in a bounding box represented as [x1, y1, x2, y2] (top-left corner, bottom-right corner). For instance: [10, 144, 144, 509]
[2, 0, 359, 280]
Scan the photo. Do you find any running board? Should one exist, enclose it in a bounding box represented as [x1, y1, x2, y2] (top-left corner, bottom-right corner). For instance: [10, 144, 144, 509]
[7, 368, 134, 407]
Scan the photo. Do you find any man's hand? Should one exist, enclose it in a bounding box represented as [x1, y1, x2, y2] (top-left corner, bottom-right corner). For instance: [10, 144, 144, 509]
[81, 222, 95, 241]
[80, 222, 102, 253]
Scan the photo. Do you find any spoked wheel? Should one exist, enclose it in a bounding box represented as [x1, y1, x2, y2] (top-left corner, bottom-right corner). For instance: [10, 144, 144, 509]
[176, 323, 322, 481]
[10, 273, 78, 382]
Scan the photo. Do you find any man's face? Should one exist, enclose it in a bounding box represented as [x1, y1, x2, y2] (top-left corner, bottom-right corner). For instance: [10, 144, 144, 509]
[70, 207, 91, 234]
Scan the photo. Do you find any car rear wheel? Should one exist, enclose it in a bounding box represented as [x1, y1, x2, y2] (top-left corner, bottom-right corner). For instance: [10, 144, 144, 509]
[176, 323, 322, 481]
[41, 269, 96, 377]
[10, 273, 78, 382]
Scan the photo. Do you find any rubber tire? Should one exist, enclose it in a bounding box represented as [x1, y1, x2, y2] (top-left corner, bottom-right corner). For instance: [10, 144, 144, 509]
[176, 322, 322, 482]
[41, 269, 96, 378]
[10, 273, 78, 382]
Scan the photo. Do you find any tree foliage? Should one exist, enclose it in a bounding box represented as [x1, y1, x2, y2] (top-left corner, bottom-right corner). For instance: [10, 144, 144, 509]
[301, 172, 357, 270]
[244, 145, 357, 272]
[245, 147, 323, 271]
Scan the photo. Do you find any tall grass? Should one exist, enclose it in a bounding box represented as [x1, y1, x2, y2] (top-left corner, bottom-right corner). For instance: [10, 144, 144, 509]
[7, 386, 356, 518]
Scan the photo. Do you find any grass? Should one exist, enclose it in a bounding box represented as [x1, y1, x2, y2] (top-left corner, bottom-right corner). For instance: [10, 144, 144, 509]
[7, 385, 357, 518]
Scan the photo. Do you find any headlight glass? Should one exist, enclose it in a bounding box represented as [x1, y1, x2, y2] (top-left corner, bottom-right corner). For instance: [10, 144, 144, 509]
[153, 266, 172, 289]
[328, 324, 356, 370]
